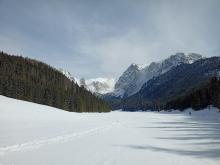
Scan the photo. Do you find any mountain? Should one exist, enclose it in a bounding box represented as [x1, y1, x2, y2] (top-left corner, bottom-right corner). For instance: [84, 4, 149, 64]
[120, 57, 220, 111]
[0, 52, 110, 112]
[60, 71, 115, 95]
[113, 63, 143, 97]
[85, 78, 115, 94]
[59, 70, 115, 95]
[112, 53, 203, 98]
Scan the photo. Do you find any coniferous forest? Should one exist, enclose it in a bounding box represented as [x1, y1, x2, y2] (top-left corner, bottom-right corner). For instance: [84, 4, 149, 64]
[0, 52, 110, 112]
[165, 77, 220, 110]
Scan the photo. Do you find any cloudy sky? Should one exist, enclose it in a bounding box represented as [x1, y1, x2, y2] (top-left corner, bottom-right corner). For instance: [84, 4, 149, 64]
[0, 0, 220, 78]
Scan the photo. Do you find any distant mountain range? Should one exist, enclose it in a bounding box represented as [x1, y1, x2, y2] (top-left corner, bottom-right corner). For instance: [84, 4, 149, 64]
[111, 53, 203, 98]
[53, 52, 220, 111]
[61, 52, 203, 98]
[84, 78, 115, 94]
[58, 52, 220, 111]
[59, 70, 115, 94]
[120, 56, 220, 110]
[97, 53, 220, 111]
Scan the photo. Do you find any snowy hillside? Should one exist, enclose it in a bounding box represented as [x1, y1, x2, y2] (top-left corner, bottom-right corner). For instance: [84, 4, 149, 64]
[1, 95, 220, 165]
[113, 53, 203, 97]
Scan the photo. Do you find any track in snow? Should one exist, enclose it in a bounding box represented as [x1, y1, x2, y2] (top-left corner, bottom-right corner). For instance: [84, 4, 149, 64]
[0, 121, 120, 155]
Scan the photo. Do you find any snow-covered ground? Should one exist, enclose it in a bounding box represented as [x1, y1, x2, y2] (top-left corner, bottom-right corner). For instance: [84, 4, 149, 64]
[0, 95, 220, 165]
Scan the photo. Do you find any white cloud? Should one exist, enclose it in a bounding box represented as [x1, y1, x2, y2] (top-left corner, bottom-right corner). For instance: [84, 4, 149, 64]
[0, 0, 219, 79]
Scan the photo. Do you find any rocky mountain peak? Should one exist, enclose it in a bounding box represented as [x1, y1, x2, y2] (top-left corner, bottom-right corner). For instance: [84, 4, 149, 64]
[112, 52, 203, 98]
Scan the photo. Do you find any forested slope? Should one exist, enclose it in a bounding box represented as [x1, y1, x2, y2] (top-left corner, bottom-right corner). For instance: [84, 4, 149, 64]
[165, 77, 220, 110]
[0, 52, 110, 112]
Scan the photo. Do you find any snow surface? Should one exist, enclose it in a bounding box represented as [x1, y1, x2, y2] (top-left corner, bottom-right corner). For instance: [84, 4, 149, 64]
[0, 95, 220, 165]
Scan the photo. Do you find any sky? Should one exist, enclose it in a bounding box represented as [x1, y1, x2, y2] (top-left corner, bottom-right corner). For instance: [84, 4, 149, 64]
[0, 0, 220, 79]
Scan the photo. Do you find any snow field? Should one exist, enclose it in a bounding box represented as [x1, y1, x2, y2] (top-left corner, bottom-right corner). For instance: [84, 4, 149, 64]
[0, 95, 220, 165]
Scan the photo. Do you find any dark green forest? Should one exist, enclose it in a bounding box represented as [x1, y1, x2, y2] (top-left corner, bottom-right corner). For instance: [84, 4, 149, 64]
[165, 77, 220, 110]
[0, 52, 110, 112]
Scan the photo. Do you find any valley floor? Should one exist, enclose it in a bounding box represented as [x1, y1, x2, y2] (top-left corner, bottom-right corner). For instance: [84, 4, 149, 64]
[0, 95, 220, 165]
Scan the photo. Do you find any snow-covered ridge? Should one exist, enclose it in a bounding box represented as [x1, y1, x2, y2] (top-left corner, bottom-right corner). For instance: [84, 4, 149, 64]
[59, 69, 115, 94]
[113, 53, 203, 98]
[85, 78, 116, 94]
[59, 53, 202, 97]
